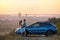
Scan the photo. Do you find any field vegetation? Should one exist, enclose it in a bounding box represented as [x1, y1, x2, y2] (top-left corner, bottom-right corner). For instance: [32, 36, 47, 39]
[0, 17, 60, 40]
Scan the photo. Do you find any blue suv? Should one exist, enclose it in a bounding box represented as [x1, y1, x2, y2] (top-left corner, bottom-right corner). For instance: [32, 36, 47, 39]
[25, 22, 57, 36]
[15, 22, 57, 36]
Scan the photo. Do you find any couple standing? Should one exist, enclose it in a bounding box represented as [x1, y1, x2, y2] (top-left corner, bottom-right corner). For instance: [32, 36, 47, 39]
[19, 19, 26, 35]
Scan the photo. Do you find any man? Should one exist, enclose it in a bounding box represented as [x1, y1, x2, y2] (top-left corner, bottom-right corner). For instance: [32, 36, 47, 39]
[21, 19, 26, 36]
[22, 19, 26, 28]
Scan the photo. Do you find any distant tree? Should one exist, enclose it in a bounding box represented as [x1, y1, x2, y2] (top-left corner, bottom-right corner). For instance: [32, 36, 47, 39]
[48, 17, 60, 24]
[48, 17, 57, 24]
[57, 18, 60, 23]
[18, 12, 21, 17]
[25, 14, 27, 17]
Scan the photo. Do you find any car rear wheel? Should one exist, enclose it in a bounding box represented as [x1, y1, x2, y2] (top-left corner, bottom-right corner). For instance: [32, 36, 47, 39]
[46, 31, 53, 36]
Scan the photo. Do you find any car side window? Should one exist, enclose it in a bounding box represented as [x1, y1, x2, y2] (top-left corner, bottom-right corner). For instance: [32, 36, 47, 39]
[32, 23, 39, 27]
[40, 23, 51, 26]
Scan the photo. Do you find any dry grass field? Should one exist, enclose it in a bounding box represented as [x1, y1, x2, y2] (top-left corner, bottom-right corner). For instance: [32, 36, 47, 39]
[0, 19, 60, 40]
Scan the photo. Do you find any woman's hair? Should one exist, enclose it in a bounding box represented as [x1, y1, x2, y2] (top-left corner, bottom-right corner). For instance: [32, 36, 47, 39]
[19, 20, 22, 25]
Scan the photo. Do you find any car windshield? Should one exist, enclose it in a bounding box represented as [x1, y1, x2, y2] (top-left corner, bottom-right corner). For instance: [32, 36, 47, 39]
[31, 23, 39, 27]
[26, 22, 38, 27]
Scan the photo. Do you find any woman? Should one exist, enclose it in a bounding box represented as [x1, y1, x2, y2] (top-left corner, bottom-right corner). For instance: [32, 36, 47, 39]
[15, 20, 22, 34]
[22, 19, 26, 28]
[19, 20, 24, 36]
[19, 20, 22, 27]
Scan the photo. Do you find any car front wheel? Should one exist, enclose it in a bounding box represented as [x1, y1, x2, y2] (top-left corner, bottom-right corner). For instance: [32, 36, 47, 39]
[46, 31, 53, 36]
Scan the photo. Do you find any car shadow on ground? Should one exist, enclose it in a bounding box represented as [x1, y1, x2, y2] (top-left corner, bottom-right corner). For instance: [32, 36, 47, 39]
[15, 35, 58, 40]
[22, 34, 54, 37]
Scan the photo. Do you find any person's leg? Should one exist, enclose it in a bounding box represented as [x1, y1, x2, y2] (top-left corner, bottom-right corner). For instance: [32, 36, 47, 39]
[21, 28, 26, 37]
[21, 28, 24, 36]
[23, 28, 25, 36]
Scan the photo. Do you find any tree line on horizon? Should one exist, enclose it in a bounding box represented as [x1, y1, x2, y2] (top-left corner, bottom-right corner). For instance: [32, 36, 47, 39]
[48, 17, 60, 24]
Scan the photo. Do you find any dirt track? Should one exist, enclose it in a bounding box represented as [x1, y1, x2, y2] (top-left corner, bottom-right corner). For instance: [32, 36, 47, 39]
[14, 35, 60, 40]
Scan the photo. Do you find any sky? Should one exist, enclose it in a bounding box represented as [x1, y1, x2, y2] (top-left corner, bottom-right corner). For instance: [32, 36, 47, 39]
[0, 0, 60, 15]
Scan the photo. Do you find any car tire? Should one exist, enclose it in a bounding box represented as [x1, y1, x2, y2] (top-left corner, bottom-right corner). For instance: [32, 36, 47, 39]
[46, 31, 53, 36]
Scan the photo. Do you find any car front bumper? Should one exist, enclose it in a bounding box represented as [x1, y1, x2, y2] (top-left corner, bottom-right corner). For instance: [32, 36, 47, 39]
[53, 30, 57, 34]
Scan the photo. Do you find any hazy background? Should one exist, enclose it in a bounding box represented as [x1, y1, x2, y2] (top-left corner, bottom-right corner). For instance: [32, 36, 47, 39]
[0, 0, 60, 15]
[0, 0, 60, 20]
[0, 0, 60, 36]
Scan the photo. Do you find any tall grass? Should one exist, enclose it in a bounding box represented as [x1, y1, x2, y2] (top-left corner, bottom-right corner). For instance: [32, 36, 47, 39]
[56, 23, 60, 35]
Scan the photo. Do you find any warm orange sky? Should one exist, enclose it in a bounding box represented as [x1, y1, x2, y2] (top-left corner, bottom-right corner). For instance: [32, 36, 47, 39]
[0, 0, 60, 15]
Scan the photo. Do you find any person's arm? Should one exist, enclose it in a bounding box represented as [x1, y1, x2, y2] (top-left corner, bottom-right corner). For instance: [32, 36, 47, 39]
[19, 21, 21, 25]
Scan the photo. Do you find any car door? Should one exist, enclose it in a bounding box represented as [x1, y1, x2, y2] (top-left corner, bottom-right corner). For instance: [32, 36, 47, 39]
[26, 23, 40, 34]
[37, 23, 49, 33]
